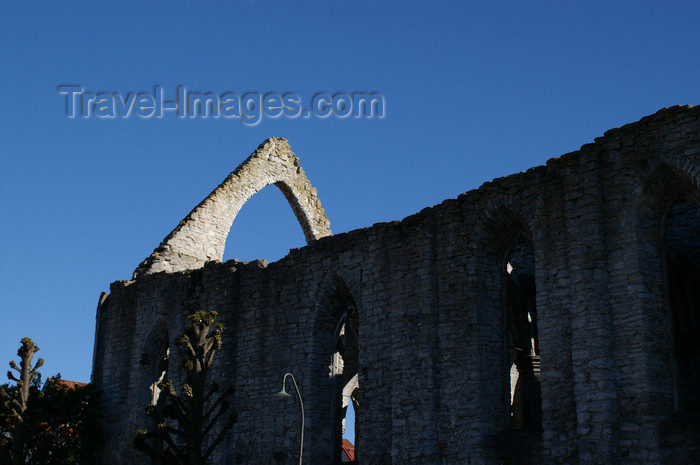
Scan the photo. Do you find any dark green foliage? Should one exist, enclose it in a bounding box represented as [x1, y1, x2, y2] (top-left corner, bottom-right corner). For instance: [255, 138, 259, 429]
[0, 339, 103, 465]
[134, 310, 236, 465]
[0, 337, 43, 465]
[30, 376, 103, 465]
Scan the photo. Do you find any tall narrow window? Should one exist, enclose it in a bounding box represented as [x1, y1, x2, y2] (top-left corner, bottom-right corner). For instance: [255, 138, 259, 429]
[505, 237, 542, 430]
[328, 280, 359, 464]
[151, 341, 170, 407]
[137, 327, 171, 463]
[664, 199, 700, 415]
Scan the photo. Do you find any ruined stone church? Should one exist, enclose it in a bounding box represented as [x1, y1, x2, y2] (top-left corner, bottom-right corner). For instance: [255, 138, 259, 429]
[92, 105, 699, 464]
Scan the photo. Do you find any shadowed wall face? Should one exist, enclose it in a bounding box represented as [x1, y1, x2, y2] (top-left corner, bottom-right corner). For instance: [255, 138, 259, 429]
[92, 105, 700, 465]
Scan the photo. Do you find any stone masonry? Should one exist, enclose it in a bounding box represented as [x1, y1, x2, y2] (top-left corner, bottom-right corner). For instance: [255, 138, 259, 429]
[133, 137, 331, 278]
[92, 105, 700, 464]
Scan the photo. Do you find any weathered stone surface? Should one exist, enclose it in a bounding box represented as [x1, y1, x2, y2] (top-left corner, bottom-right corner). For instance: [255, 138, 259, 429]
[133, 137, 332, 278]
[93, 105, 700, 464]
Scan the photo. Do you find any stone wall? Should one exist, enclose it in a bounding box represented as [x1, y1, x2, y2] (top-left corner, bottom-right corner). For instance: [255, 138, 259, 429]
[92, 105, 700, 464]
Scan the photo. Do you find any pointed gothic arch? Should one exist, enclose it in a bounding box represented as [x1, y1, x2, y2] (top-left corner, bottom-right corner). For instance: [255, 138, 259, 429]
[222, 184, 308, 262]
[133, 138, 331, 278]
[476, 204, 542, 432]
[506, 235, 541, 430]
[307, 274, 362, 464]
[136, 322, 170, 425]
[637, 161, 700, 417]
[327, 279, 360, 464]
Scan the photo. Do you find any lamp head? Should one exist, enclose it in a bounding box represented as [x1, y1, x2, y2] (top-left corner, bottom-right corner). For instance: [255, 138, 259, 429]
[275, 388, 292, 398]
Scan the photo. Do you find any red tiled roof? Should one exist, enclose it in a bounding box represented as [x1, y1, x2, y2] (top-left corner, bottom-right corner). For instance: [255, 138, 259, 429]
[341, 439, 355, 462]
[45, 378, 88, 390]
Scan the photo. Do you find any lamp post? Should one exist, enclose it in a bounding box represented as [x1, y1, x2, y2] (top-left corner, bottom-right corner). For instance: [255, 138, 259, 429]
[275, 372, 304, 465]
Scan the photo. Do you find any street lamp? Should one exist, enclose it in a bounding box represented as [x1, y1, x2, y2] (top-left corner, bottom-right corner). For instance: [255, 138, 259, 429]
[275, 372, 304, 465]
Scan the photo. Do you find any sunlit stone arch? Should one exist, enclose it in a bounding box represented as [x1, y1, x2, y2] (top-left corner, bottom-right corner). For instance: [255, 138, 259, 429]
[133, 137, 331, 278]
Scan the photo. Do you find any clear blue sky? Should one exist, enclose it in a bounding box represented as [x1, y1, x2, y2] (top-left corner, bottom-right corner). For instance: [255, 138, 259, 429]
[0, 0, 698, 398]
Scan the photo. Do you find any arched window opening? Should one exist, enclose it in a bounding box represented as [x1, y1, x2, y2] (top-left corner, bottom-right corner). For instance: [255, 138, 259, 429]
[137, 327, 171, 462]
[328, 281, 359, 464]
[139, 327, 170, 407]
[150, 342, 170, 407]
[664, 199, 700, 416]
[222, 186, 306, 263]
[505, 237, 542, 430]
